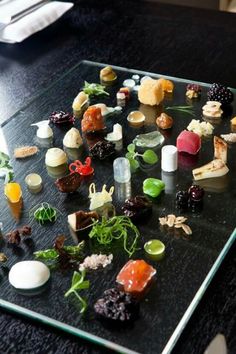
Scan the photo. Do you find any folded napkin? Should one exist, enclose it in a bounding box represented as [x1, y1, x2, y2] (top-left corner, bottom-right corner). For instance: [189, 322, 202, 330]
[0, 1, 74, 43]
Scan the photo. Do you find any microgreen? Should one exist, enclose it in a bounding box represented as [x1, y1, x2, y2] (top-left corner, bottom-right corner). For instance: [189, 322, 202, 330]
[64, 270, 90, 314]
[125, 143, 158, 172]
[165, 105, 195, 116]
[34, 241, 85, 262]
[0, 151, 14, 183]
[89, 216, 140, 257]
[82, 81, 109, 97]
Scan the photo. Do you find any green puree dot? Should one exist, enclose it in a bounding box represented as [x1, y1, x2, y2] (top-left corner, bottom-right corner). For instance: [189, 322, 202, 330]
[144, 239, 165, 260]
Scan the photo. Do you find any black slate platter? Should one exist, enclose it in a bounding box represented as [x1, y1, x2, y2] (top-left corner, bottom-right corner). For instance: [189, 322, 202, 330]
[0, 61, 235, 354]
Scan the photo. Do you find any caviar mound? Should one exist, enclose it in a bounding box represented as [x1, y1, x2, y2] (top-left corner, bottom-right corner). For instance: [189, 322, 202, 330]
[89, 140, 115, 160]
[94, 287, 139, 322]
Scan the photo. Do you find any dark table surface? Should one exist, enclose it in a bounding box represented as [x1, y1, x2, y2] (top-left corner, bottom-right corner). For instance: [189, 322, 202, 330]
[0, 1, 235, 353]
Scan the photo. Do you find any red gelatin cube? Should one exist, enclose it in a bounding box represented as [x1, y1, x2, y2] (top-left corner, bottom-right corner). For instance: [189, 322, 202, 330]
[176, 130, 201, 155]
[116, 260, 156, 295]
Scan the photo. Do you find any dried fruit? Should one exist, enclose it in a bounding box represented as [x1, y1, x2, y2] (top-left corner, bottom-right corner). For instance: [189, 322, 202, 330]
[19, 225, 32, 236]
[156, 113, 173, 129]
[82, 106, 105, 133]
[94, 287, 139, 321]
[122, 195, 152, 219]
[55, 173, 81, 193]
[7, 229, 21, 245]
[50, 111, 75, 124]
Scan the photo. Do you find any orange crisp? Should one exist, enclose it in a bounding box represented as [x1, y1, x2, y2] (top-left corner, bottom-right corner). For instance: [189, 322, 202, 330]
[116, 260, 156, 296]
[158, 78, 174, 93]
[4, 182, 22, 203]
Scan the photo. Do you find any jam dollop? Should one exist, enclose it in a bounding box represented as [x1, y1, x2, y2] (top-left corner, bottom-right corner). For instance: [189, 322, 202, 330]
[50, 111, 75, 124]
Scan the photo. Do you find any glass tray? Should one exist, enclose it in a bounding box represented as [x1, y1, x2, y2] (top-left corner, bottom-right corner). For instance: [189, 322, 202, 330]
[0, 60, 235, 354]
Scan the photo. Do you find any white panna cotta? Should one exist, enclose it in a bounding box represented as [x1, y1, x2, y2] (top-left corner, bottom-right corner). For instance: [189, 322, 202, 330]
[9, 261, 50, 289]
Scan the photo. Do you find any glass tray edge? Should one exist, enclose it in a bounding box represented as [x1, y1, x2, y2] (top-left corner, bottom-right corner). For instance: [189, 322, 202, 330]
[0, 298, 140, 354]
[1, 59, 235, 129]
[162, 227, 236, 354]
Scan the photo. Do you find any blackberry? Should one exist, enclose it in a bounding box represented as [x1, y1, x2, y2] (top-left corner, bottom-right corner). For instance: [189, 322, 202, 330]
[94, 287, 139, 322]
[89, 140, 115, 160]
[176, 190, 189, 209]
[188, 185, 204, 202]
[50, 111, 75, 124]
[122, 195, 152, 219]
[207, 83, 234, 105]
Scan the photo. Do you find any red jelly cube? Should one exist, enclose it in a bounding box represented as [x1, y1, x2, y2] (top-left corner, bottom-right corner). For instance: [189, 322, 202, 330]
[176, 130, 201, 155]
[116, 260, 156, 297]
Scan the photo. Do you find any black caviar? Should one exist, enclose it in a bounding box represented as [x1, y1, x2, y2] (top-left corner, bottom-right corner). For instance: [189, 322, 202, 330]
[89, 140, 115, 160]
[94, 287, 139, 322]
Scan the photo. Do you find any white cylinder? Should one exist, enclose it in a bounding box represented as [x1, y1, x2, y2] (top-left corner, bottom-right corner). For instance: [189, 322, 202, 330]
[161, 145, 178, 172]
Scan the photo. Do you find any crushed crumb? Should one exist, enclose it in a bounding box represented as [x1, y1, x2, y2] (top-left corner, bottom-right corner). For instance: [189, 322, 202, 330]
[79, 254, 113, 271]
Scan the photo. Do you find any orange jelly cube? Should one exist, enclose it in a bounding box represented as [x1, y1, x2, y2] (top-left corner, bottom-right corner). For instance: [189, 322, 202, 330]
[116, 260, 156, 296]
[4, 182, 22, 203]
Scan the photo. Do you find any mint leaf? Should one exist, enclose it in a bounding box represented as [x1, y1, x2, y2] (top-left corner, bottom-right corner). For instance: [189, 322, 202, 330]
[142, 150, 158, 164]
[129, 158, 139, 171]
[127, 144, 135, 153]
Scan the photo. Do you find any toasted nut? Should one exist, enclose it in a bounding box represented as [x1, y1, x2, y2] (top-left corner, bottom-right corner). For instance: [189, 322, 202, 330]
[159, 217, 167, 225]
[181, 224, 192, 235]
[0, 253, 7, 262]
[167, 214, 176, 227]
[175, 216, 187, 224]
[174, 223, 183, 228]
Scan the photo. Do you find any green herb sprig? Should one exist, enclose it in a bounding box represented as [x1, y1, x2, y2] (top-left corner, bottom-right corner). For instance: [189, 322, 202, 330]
[34, 241, 85, 261]
[125, 143, 158, 172]
[65, 270, 90, 314]
[82, 81, 109, 97]
[165, 105, 195, 116]
[89, 216, 140, 257]
[0, 151, 14, 183]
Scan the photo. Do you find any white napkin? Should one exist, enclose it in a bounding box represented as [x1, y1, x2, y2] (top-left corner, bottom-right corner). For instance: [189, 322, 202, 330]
[0, 1, 74, 43]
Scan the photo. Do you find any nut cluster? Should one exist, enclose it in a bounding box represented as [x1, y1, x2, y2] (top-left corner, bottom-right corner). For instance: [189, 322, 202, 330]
[159, 214, 192, 235]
